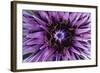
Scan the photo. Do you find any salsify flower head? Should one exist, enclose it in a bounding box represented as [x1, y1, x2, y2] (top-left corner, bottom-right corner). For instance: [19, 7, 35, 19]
[23, 10, 91, 62]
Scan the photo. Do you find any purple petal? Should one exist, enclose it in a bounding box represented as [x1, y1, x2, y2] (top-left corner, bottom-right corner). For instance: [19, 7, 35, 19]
[23, 45, 41, 55]
[71, 47, 81, 55]
[79, 33, 91, 39]
[48, 11, 60, 23]
[73, 41, 89, 51]
[65, 49, 71, 59]
[63, 12, 69, 21]
[39, 48, 55, 61]
[72, 13, 91, 27]
[32, 15, 47, 26]
[69, 13, 77, 23]
[75, 28, 90, 34]
[38, 11, 51, 23]
[74, 36, 89, 42]
[24, 39, 44, 45]
[26, 32, 44, 39]
[71, 13, 82, 26]
[24, 50, 42, 62]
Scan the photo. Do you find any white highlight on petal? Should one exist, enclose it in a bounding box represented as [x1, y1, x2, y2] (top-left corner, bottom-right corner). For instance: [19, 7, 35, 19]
[54, 30, 65, 42]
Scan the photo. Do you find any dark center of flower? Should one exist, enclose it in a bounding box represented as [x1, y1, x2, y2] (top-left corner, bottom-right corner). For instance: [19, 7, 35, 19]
[56, 33, 62, 38]
[46, 20, 75, 53]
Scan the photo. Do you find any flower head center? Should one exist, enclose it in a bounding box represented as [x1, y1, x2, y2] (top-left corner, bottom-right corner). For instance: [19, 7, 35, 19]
[54, 31, 65, 42]
[47, 20, 75, 53]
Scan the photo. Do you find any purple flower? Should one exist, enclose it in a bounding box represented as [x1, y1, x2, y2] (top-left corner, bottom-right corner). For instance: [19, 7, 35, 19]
[23, 10, 91, 62]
